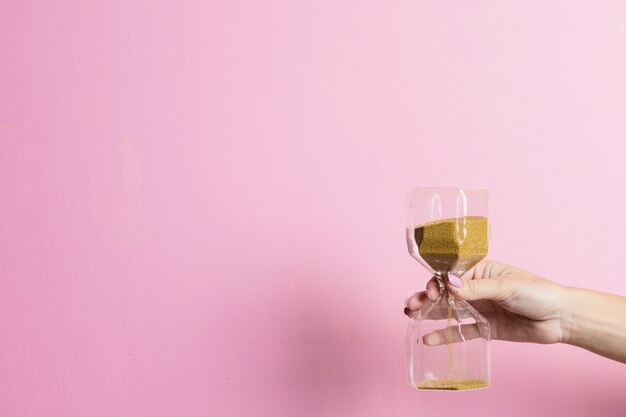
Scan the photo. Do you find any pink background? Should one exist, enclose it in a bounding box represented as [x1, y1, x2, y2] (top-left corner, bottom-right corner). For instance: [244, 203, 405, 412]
[2, 1, 626, 416]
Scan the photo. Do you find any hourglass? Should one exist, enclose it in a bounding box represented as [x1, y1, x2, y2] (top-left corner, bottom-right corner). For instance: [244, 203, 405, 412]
[405, 187, 491, 390]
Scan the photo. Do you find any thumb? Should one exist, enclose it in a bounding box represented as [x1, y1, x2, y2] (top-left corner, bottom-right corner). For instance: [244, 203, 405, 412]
[447, 275, 512, 302]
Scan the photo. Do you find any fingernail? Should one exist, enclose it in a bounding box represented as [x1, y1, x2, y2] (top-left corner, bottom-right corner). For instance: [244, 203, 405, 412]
[448, 275, 463, 287]
[404, 307, 411, 315]
[404, 298, 410, 308]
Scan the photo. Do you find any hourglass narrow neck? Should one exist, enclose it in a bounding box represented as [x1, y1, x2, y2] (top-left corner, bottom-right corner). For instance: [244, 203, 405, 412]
[434, 272, 448, 295]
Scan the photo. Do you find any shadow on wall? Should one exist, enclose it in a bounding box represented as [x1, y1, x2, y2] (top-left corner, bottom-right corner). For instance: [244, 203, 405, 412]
[271, 273, 391, 416]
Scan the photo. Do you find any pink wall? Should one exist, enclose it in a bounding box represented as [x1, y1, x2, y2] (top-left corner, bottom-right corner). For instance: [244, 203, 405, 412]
[2, 1, 626, 416]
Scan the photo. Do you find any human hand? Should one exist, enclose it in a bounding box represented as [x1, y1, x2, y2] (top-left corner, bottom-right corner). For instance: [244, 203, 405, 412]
[404, 260, 567, 344]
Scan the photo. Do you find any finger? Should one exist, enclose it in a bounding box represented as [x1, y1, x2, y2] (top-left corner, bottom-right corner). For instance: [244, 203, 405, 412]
[404, 291, 428, 313]
[467, 299, 496, 315]
[423, 323, 481, 346]
[447, 275, 513, 302]
[459, 264, 478, 281]
[426, 277, 440, 300]
[461, 259, 507, 281]
[408, 299, 495, 321]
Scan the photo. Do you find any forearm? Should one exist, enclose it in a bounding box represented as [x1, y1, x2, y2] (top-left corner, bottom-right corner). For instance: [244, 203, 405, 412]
[560, 286, 626, 363]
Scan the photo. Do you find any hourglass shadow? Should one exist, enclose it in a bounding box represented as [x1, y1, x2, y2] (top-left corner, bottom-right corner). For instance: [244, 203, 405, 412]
[273, 277, 384, 415]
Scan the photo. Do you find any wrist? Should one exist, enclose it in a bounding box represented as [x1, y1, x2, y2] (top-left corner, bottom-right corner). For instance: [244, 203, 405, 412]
[558, 285, 578, 345]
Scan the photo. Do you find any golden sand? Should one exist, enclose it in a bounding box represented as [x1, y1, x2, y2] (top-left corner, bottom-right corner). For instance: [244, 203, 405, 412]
[417, 379, 489, 391]
[414, 216, 488, 274]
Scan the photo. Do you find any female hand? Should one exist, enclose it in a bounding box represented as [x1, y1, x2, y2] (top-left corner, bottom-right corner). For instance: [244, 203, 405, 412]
[404, 260, 566, 344]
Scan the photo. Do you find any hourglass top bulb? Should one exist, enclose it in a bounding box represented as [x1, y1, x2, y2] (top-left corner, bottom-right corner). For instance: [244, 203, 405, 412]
[413, 216, 489, 276]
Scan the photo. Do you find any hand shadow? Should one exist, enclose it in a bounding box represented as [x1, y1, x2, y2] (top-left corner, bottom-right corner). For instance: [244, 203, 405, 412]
[272, 277, 386, 416]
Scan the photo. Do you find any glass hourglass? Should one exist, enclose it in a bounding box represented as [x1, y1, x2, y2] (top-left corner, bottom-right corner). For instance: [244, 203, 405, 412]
[405, 187, 491, 391]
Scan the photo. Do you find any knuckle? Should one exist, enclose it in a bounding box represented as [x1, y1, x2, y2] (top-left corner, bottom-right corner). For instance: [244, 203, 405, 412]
[467, 279, 479, 295]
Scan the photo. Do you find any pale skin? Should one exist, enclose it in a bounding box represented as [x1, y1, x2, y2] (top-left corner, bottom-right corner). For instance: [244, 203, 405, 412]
[404, 259, 626, 364]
